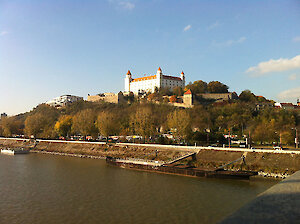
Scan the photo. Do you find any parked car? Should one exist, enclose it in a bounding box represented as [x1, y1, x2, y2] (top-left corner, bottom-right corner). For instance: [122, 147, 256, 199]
[273, 146, 282, 150]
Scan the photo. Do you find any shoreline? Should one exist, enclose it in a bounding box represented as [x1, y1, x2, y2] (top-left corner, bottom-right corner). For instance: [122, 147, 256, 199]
[1, 138, 298, 179]
[30, 149, 288, 179]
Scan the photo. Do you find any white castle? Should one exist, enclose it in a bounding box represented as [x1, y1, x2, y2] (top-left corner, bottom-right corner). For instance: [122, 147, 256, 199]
[124, 67, 185, 94]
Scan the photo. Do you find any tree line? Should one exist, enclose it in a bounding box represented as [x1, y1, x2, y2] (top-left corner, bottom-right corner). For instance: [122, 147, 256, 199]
[0, 92, 299, 146]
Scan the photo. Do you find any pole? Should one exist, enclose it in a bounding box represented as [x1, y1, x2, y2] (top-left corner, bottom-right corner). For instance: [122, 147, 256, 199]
[280, 132, 282, 147]
[296, 127, 298, 149]
[249, 130, 251, 148]
[228, 128, 231, 148]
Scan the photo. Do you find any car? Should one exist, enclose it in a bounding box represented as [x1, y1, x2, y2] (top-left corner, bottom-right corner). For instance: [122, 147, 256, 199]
[273, 146, 282, 150]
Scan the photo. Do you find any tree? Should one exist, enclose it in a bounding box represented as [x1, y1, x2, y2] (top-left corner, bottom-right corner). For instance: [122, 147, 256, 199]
[54, 115, 73, 137]
[185, 80, 207, 94]
[239, 90, 256, 102]
[96, 112, 119, 138]
[281, 130, 294, 145]
[24, 104, 59, 138]
[169, 95, 177, 103]
[158, 87, 172, 96]
[172, 86, 184, 96]
[131, 106, 156, 141]
[167, 109, 191, 142]
[72, 109, 97, 137]
[0, 116, 23, 137]
[207, 81, 229, 93]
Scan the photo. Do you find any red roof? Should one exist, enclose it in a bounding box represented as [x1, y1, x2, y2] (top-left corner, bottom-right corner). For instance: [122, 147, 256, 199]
[127, 70, 131, 75]
[281, 103, 295, 107]
[158, 67, 162, 71]
[162, 75, 182, 81]
[132, 75, 157, 82]
[184, 89, 192, 95]
[181, 71, 184, 75]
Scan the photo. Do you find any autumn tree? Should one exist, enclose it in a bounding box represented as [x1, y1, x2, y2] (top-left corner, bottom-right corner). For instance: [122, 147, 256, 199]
[54, 115, 73, 137]
[172, 86, 184, 96]
[207, 81, 228, 93]
[185, 80, 207, 94]
[169, 95, 177, 103]
[72, 109, 97, 137]
[24, 104, 59, 138]
[167, 109, 191, 142]
[131, 106, 156, 141]
[96, 112, 119, 138]
[239, 90, 257, 102]
[0, 116, 23, 137]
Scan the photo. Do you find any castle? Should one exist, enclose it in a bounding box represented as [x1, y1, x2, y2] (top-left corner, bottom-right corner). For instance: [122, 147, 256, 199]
[125, 67, 185, 94]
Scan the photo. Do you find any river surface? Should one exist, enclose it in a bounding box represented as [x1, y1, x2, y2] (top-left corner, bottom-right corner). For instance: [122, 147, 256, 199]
[0, 153, 278, 224]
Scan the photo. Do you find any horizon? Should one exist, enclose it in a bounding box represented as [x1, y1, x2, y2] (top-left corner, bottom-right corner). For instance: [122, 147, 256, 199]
[1, 0, 300, 115]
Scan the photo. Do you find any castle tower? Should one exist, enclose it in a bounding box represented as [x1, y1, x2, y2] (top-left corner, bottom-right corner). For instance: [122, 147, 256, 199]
[183, 89, 193, 105]
[156, 67, 163, 89]
[125, 70, 132, 92]
[180, 71, 185, 87]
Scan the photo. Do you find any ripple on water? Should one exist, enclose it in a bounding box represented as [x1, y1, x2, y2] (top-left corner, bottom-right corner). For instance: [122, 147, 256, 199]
[0, 154, 279, 224]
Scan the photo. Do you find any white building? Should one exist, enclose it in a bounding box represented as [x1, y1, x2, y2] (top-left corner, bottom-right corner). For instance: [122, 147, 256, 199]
[124, 67, 185, 94]
[46, 95, 83, 107]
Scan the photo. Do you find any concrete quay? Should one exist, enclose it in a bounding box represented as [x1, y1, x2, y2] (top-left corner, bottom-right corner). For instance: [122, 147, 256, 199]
[1, 137, 300, 154]
[220, 170, 300, 224]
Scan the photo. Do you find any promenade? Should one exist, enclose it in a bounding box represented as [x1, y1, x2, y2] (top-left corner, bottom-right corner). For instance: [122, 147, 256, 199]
[1, 137, 299, 155]
[220, 170, 300, 223]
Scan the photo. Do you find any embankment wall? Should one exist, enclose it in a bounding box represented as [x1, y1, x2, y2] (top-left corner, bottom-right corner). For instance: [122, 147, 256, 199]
[1, 138, 300, 177]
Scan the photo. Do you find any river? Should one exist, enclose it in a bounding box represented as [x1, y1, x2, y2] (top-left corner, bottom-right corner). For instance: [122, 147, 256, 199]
[0, 153, 278, 224]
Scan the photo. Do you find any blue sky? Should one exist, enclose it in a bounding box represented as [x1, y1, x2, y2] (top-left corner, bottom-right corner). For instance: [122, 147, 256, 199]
[1, 0, 300, 115]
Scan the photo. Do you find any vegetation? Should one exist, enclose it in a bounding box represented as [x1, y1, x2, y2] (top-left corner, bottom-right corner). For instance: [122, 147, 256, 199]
[0, 81, 299, 147]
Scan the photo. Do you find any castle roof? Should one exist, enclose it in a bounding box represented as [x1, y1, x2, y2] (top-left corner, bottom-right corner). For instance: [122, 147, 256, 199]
[127, 70, 131, 75]
[184, 89, 192, 95]
[158, 67, 162, 71]
[132, 75, 157, 82]
[181, 71, 184, 75]
[162, 75, 182, 81]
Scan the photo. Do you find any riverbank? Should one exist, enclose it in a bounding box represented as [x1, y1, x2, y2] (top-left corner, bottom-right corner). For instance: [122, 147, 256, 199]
[1, 138, 299, 178]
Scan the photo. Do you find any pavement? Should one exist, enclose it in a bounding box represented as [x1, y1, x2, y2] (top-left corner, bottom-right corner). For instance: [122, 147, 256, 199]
[219, 170, 300, 224]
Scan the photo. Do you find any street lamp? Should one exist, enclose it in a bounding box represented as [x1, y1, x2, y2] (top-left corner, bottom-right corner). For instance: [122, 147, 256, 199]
[292, 127, 298, 149]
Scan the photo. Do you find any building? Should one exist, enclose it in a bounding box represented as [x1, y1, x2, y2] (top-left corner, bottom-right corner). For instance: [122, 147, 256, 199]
[46, 95, 83, 107]
[125, 67, 185, 95]
[87, 92, 125, 104]
[198, 92, 239, 102]
[274, 102, 296, 110]
[0, 113, 7, 119]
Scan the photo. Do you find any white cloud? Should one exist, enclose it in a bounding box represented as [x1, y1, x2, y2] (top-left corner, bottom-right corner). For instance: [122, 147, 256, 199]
[278, 86, 300, 100]
[212, 36, 246, 47]
[293, 36, 300, 42]
[108, 0, 135, 10]
[183, 25, 192, 32]
[208, 21, 220, 30]
[119, 1, 135, 10]
[0, 31, 9, 36]
[288, 73, 298, 80]
[246, 55, 300, 76]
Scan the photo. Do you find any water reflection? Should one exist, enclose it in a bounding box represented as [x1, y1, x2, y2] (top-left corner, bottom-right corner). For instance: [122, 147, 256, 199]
[0, 154, 278, 224]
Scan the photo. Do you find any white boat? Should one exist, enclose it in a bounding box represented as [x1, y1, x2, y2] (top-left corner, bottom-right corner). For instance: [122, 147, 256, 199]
[1, 147, 30, 155]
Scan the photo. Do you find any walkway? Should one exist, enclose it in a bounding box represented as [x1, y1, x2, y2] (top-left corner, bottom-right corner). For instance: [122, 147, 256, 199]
[220, 170, 300, 223]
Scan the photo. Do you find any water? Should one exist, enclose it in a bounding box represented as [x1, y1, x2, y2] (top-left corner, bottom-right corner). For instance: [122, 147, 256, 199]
[0, 153, 278, 224]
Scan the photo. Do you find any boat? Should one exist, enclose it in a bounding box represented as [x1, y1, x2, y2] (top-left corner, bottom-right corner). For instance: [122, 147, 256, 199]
[106, 156, 257, 179]
[1, 147, 30, 155]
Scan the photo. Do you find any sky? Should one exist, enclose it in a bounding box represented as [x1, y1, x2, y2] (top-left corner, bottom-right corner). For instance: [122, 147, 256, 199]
[1, 0, 300, 115]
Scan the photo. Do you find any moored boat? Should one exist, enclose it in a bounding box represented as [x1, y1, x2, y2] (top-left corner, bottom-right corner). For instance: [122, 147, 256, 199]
[106, 156, 257, 179]
[1, 147, 30, 155]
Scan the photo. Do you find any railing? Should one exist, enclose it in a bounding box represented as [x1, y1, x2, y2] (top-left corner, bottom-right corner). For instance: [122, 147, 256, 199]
[164, 152, 196, 165]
